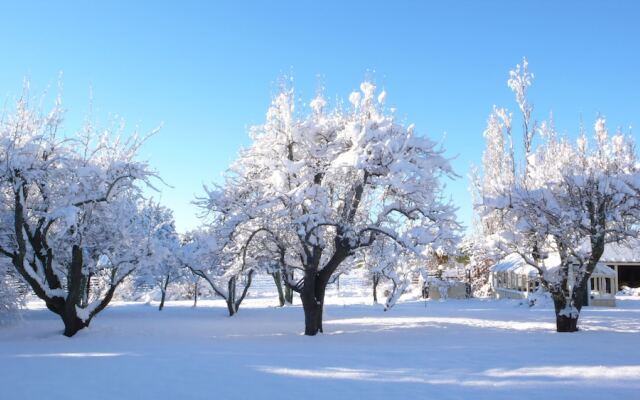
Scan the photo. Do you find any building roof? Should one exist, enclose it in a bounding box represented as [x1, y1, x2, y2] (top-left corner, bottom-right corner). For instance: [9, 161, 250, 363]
[490, 253, 616, 277]
[601, 240, 640, 263]
[490, 253, 540, 277]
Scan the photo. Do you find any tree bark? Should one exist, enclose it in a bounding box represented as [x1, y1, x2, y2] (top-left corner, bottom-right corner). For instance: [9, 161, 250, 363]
[223, 271, 254, 316]
[271, 271, 286, 307]
[372, 273, 380, 304]
[301, 244, 349, 335]
[62, 312, 87, 337]
[226, 276, 237, 316]
[226, 299, 236, 316]
[555, 313, 579, 332]
[551, 291, 582, 333]
[158, 289, 167, 311]
[62, 245, 88, 337]
[158, 274, 170, 311]
[301, 269, 324, 335]
[192, 279, 199, 307]
[284, 270, 294, 305]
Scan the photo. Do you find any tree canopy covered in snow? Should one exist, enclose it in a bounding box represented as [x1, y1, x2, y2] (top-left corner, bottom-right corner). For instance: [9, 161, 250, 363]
[476, 59, 640, 331]
[2, 61, 637, 340]
[197, 80, 460, 334]
[0, 88, 159, 336]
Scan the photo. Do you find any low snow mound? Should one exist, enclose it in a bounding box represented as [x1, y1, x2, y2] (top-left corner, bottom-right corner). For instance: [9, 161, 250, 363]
[617, 286, 640, 296]
[527, 287, 553, 308]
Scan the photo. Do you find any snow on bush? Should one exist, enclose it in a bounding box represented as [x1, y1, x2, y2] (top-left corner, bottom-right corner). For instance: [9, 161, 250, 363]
[0, 262, 25, 324]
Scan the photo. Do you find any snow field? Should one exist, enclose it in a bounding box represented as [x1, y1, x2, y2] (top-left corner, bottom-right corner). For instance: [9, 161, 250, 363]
[1, 296, 639, 400]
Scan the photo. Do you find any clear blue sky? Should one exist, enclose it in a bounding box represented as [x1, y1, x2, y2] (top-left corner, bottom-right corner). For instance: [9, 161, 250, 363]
[1, 1, 638, 233]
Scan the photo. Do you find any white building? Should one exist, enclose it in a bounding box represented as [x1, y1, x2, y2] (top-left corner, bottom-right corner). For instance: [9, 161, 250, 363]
[600, 240, 640, 290]
[490, 252, 618, 307]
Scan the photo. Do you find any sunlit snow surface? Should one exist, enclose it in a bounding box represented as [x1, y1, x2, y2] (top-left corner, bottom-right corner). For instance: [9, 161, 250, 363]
[1, 296, 639, 399]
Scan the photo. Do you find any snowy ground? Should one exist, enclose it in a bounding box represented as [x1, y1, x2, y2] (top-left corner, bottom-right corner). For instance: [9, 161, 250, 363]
[2, 296, 640, 400]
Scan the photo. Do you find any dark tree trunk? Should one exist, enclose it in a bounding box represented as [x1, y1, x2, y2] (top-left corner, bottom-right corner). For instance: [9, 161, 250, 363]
[283, 269, 294, 305]
[158, 291, 167, 311]
[62, 245, 89, 337]
[62, 312, 87, 337]
[372, 273, 380, 304]
[224, 271, 254, 317]
[301, 270, 325, 335]
[158, 274, 170, 311]
[272, 271, 286, 307]
[315, 282, 326, 333]
[193, 279, 199, 307]
[555, 313, 579, 332]
[226, 276, 237, 316]
[551, 289, 583, 333]
[226, 299, 236, 316]
[301, 245, 349, 335]
[301, 293, 323, 335]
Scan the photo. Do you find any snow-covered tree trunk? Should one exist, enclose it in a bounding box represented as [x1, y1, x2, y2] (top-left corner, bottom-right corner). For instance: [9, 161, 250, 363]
[384, 279, 409, 311]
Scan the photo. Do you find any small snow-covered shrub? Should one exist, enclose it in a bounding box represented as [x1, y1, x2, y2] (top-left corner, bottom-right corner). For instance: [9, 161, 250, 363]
[0, 265, 26, 325]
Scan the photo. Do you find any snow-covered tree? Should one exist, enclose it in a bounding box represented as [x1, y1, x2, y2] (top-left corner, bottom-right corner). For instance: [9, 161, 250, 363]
[360, 238, 423, 309]
[459, 235, 495, 297]
[0, 89, 157, 336]
[187, 161, 284, 316]
[136, 202, 182, 311]
[181, 228, 256, 316]
[478, 60, 640, 332]
[199, 81, 460, 335]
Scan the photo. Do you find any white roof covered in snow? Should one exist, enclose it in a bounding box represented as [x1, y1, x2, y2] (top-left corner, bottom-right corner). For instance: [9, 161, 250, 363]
[601, 240, 640, 263]
[490, 253, 541, 277]
[490, 253, 616, 277]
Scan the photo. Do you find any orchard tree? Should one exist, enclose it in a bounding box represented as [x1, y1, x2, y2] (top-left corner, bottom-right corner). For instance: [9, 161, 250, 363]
[181, 228, 256, 316]
[360, 238, 424, 309]
[0, 89, 158, 336]
[459, 235, 495, 297]
[201, 81, 460, 335]
[137, 202, 182, 311]
[478, 60, 640, 332]
[191, 143, 304, 314]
